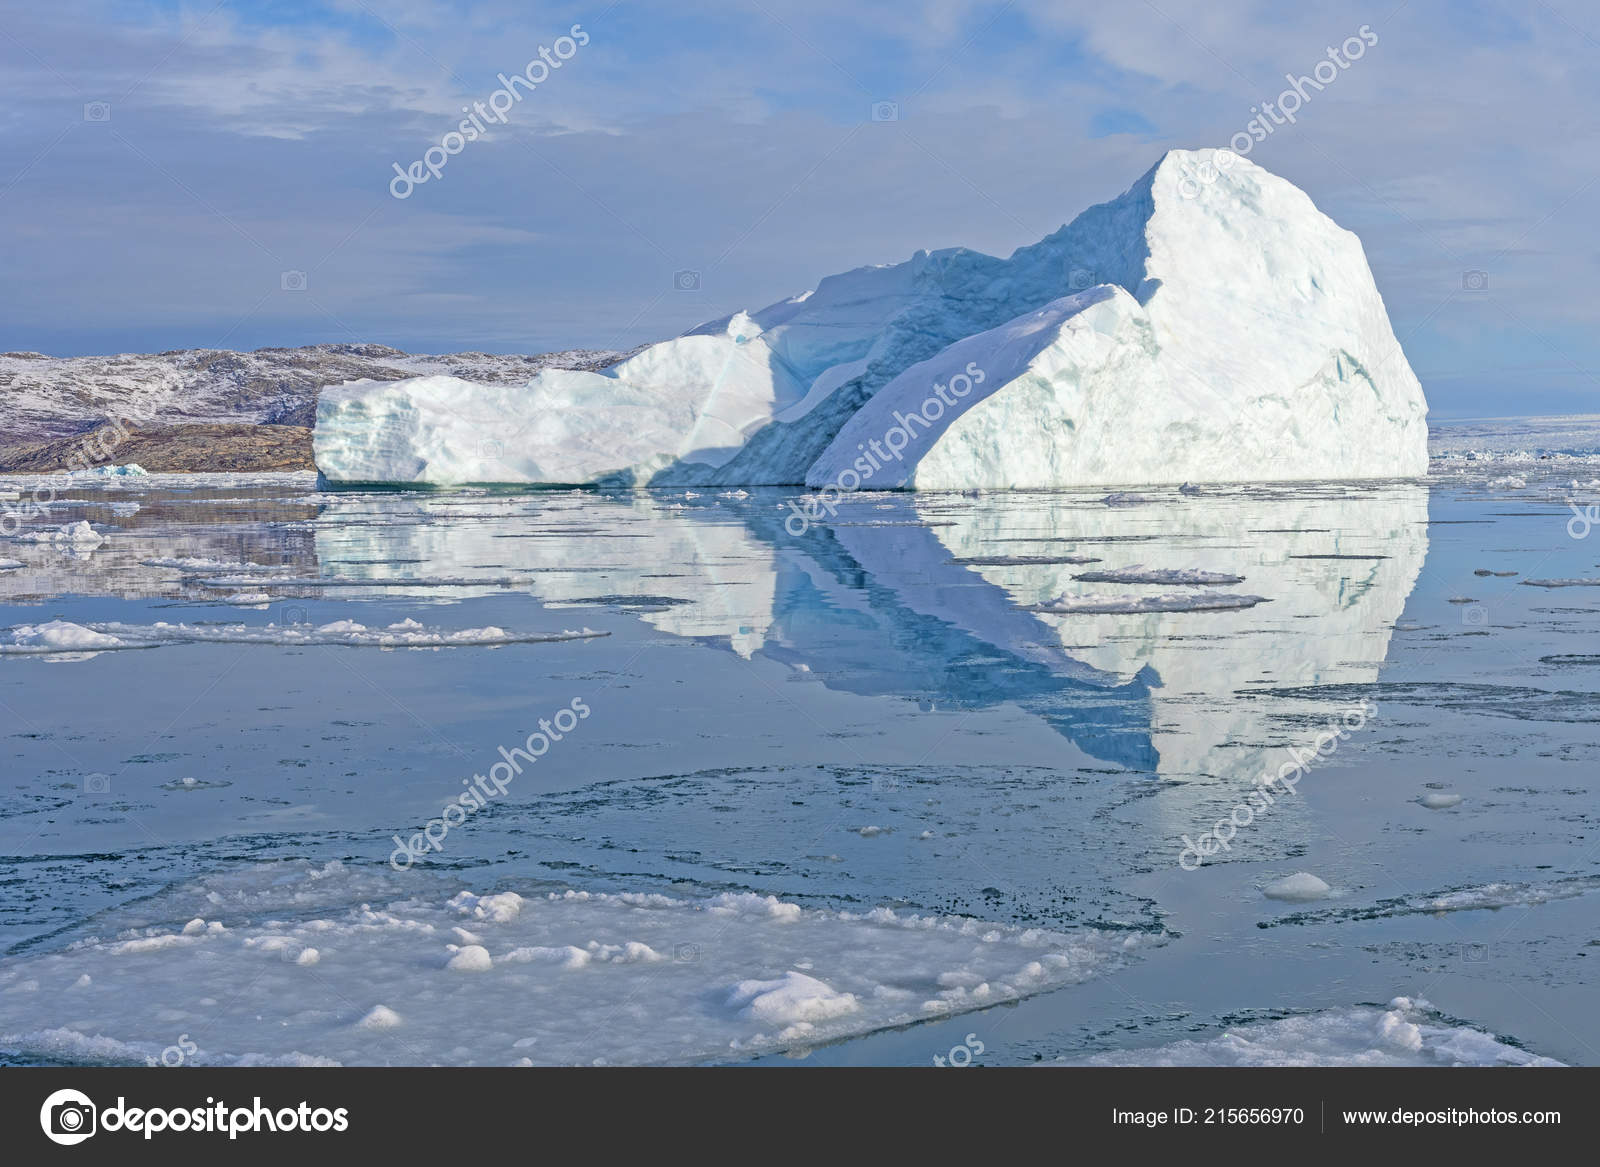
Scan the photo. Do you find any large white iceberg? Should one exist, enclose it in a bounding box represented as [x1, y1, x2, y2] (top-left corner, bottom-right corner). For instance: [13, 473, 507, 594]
[315, 150, 1427, 488]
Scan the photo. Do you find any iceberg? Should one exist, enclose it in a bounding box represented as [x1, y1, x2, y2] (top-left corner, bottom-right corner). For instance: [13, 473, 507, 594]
[314, 150, 1427, 489]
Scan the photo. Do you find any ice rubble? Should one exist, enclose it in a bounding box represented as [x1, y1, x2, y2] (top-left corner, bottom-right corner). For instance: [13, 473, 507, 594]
[315, 150, 1427, 488]
[0, 862, 1147, 1066]
[1056, 998, 1562, 1067]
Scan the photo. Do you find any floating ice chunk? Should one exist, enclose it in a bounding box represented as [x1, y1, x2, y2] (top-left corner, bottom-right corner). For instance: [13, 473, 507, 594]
[1262, 876, 1600, 927]
[76, 463, 148, 477]
[1421, 879, 1600, 913]
[1027, 592, 1267, 615]
[1263, 873, 1333, 902]
[0, 558, 22, 570]
[0, 619, 605, 654]
[1057, 996, 1562, 1066]
[950, 554, 1101, 566]
[1419, 793, 1463, 810]
[159, 776, 230, 791]
[1523, 578, 1600, 588]
[141, 556, 291, 573]
[1072, 566, 1245, 585]
[295, 948, 321, 966]
[14, 521, 104, 546]
[0, 620, 127, 654]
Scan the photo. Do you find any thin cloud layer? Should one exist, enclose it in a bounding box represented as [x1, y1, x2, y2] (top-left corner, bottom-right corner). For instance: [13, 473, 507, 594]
[1, 0, 1595, 415]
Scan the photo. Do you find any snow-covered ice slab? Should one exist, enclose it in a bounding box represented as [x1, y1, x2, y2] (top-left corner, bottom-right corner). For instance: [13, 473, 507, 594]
[1056, 998, 1561, 1067]
[1026, 591, 1268, 614]
[0, 618, 605, 656]
[315, 150, 1426, 488]
[8, 520, 104, 546]
[139, 556, 295, 574]
[1259, 875, 1600, 928]
[1070, 566, 1245, 585]
[0, 862, 1147, 1066]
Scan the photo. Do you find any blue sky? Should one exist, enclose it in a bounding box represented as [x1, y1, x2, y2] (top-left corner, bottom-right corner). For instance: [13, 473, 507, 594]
[1, 0, 1596, 416]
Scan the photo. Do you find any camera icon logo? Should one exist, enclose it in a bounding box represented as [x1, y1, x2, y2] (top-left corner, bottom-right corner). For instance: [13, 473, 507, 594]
[673, 942, 701, 963]
[871, 101, 900, 122]
[281, 270, 308, 292]
[83, 102, 111, 123]
[83, 773, 111, 794]
[1067, 267, 1096, 291]
[1462, 604, 1489, 627]
[280, 604, 309, 626]
[40, 1088, 97, 1146]
[1461, 269, 1489, 292]
[479, 438, 505, 461]
[673, 269, 701, 291]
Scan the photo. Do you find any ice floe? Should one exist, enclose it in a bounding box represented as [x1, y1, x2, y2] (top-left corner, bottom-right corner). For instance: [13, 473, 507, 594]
[1071, 566, 1246, 585]
[1026, 591, 1268, 614]
[1260, 875, 1600, 927]
[0, 862, 1148, 1066]
[0, 618, 606, 655]
[10, 520, 104, 546]
[140, 556, 293, 573]
[1056, 998, 1561, 1066]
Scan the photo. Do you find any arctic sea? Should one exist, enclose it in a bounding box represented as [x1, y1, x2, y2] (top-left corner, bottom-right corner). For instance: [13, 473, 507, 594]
[1, 416, 1597, 1067]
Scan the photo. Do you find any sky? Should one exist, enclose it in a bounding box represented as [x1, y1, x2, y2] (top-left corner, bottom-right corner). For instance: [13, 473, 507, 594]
[1, 0, 1596, 417]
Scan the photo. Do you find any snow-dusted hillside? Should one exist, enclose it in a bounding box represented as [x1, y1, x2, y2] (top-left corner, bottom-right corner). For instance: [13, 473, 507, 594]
[0, 343, 629, 445]
[315, 150, 1428, 489]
